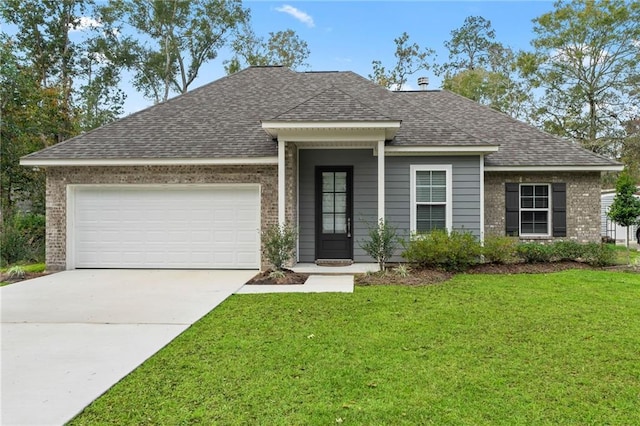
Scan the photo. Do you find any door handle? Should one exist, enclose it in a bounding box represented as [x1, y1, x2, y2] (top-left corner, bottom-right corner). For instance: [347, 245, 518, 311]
[347, 217, 351, 238]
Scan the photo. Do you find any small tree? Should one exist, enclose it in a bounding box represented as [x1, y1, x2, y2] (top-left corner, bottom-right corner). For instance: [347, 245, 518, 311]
[359, 219, 401, 272]
[608, 171, 640, 263]
[262, 223, 297, 271]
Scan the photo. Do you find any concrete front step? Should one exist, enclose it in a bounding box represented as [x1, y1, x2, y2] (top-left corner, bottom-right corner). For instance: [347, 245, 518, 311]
[292, 263, 379, 275]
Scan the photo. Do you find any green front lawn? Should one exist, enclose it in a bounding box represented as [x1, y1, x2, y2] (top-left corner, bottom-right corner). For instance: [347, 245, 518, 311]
[72, 270, 640, 425]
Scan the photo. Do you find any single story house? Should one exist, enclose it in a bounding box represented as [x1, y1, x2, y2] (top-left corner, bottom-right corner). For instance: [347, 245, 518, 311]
[21, 66, 623, 271]
[601, 188, 640, 244]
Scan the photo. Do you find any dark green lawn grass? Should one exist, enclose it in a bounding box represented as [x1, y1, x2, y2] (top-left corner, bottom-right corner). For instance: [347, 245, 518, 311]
[71, 270, 640, 425]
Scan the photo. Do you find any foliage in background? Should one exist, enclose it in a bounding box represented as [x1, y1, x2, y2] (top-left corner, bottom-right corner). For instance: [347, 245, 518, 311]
[358, 219, 401, 272]
[102, 0, 249, 103]
[438, 16, 531, 120]
[262, 223, 297, 271]
[521, 0, 640, 157]
[224, 26, 310, 74]
[369, 32, 435, 90]
[0, 212, 45, 267]
[402, 229, 482, 271]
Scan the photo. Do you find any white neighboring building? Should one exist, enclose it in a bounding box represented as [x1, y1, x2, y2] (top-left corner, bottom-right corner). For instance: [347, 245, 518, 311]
[601, 188, 640, 244]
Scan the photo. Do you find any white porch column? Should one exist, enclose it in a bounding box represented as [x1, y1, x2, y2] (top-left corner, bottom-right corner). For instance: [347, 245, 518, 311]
[278, 139, 286, 226]
[377, 140, 385, 221]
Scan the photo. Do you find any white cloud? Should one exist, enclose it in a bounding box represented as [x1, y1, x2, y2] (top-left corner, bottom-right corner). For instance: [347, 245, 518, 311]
[69, 16, 102, 32]
[275, 5, 315, 28]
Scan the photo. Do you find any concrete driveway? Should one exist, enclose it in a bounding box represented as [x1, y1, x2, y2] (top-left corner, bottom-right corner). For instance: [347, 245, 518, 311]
[1, 269, 255, 426]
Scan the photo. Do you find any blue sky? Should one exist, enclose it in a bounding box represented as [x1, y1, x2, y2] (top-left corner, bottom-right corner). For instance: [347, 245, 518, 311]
[120, 0, 555, 114]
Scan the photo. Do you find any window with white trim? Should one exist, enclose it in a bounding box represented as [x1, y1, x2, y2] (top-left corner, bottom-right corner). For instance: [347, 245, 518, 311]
[410, 165, 452, 233]
[520, 184, 550, 236]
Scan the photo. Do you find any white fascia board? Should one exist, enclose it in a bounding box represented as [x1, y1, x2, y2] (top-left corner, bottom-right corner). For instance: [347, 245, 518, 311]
[384, 145, 500, 155]
[485, 165, 623, 172]
[261, 120, 401, 130]
[20, 157, 279, 167]
[262, 120, 401, 140]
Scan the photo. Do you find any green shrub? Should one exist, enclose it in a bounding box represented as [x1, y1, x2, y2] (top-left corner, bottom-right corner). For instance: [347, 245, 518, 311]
[0, 212, 45, 266]
[552, 240, 584, 261]
[581, 243, 616, 267]
[7, 265, 26, 280]
[402, 229, 481, 271]
[262, 223, 297, 271]
[393, 263, 410, 278]
[358, 219, 402, 271]
[516, 242, 554, 263]
[482, 235, 519, 264]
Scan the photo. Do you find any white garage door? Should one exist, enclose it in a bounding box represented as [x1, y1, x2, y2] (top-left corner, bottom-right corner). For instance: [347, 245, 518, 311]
[71, 185, 260, 269]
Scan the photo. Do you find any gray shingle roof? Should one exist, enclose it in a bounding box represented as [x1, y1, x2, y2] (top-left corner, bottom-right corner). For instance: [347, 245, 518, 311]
[23, 66, 620, 168]
[397, 90, 620, 167]
[272, 86, 396, 121]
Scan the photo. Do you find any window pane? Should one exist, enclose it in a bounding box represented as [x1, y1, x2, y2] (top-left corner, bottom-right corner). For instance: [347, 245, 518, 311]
[416, 186, 431, 203]
[535, 185, 548, 196]
[521, 223, 534, 234]
[322, 214, 334, 233]
[416, 171, 431, 186]
[322, 172, 334, 192]
[417, 205, 446, 233]
[431, 171, 446, 186]
[430, 205, 445, 220]
[521, 211, 548, 235]
[334, 172, 347, 192]
[334, 193, 346, 213]
[322, 193, 334, 213]
[521, 185, 533, 196]
[521, 197, 533, 208]
[334, 214, 346, 233]
[431, 187, 446, 203]
[534, 198, 548, 208]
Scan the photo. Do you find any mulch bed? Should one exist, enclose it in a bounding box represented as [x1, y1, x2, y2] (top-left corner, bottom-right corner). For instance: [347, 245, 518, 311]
[246, 269, 310, 285]
[355, 268, 454, 286]
[355, 261, 604, 286]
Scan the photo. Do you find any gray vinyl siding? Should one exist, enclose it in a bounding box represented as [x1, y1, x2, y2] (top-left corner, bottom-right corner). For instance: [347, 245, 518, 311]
[298, 149, 377, 262]
[298, 150, 482, 262]
[385, 156, 481, 240]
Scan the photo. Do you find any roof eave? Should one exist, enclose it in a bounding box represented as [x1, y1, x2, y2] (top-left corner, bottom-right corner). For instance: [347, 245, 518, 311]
[485, 165, 623, 172]
[20, 157, 279, 167]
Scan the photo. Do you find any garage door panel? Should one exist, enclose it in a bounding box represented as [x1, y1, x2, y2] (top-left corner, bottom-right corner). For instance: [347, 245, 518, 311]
[72, 186, 260, 269]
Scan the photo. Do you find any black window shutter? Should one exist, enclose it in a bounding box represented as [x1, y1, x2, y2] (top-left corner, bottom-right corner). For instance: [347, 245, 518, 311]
[552, 183, 567, 237]
[505, 183, 519, 236]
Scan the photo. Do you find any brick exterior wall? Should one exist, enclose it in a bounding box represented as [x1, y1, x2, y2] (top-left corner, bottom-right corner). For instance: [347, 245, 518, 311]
[45, 165, 278, 271]
[485, 171, 601, 242]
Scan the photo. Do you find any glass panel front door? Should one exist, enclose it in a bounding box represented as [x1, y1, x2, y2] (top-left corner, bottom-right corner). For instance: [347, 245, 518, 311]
[316, 167, 353, 259]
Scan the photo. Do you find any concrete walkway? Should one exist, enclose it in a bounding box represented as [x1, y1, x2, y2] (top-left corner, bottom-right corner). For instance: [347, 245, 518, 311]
[1, 269, 254, 426]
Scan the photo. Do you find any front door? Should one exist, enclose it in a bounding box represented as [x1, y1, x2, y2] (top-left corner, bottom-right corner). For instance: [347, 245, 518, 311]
[315, 166, 353, 259]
